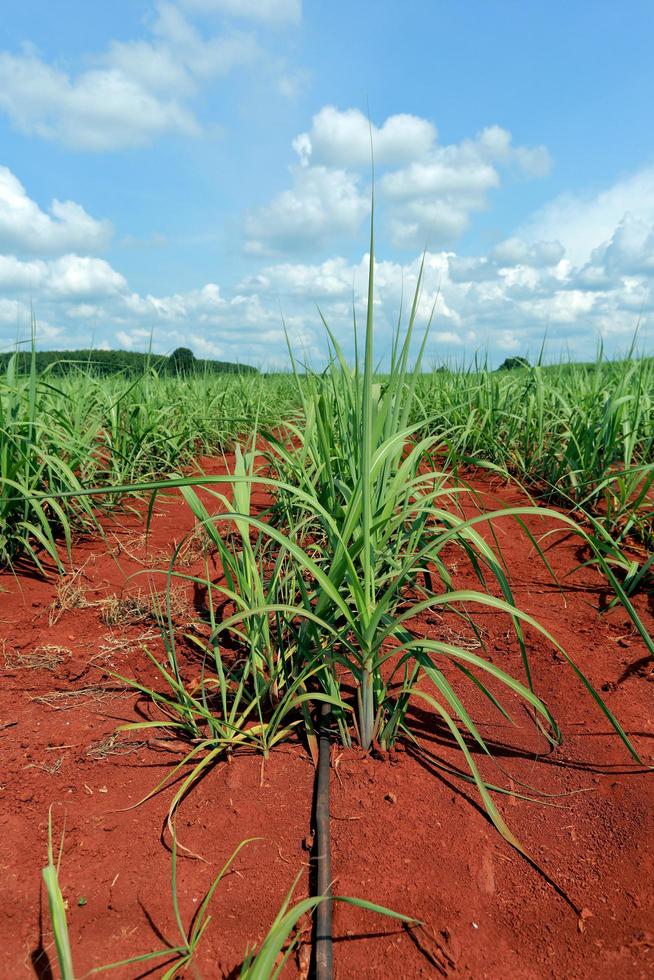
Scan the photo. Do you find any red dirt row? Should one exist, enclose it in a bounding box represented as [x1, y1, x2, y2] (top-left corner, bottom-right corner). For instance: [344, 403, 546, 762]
[1, 457, 653, 978]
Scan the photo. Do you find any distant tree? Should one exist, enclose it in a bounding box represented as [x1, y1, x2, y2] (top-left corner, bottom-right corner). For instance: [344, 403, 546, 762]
[170, 347, 195, 374]
[497, 356, 530, 371]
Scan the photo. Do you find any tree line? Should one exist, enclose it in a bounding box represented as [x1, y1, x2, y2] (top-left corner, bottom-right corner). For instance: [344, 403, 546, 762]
[0, 346, 258, 377]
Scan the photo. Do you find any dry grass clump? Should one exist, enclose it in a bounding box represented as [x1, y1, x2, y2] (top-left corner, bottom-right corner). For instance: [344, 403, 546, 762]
[33, 685, 130, 710]
[172, 522, 215, 567]
[165, 585, 196, 621]
[100, 592, 153, 627]
[48, 565, 93, 625]
[4, 644, 72, 671]
[27, 755, 65, 775]
[96, 628, 158, 658]
[86, 733, 149, 760]
[100, 586, 192, 627]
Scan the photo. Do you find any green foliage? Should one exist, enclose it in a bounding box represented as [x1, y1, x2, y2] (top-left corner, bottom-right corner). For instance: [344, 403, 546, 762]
[21, 194, 654, 980]
[497, 355, 530, 370]
[101, 210, 643, 857]
[0, 346, 99, 572]
[414, 352, 654, 655]
[415, 353, 654, 545]
[0, 347, 257, 377]
[0, 360, 297, 569]
[43, 817, 414, 979]
[169, 346, 195, 374]
[42, 807, 75, 980]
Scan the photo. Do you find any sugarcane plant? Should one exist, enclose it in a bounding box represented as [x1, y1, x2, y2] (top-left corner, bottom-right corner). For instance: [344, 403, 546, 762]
[133, 198, 641, 850]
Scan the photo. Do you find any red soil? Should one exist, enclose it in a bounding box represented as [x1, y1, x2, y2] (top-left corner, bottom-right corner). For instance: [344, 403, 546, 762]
[1, 458, 653, 979]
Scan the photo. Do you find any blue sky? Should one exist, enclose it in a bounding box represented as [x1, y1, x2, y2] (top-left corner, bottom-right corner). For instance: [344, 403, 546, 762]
[1, 0, 653, 367]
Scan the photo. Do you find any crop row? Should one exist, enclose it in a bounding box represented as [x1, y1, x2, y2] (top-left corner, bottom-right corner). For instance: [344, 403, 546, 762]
[0, 345, 297, 571]
[16, 234, 653, 974]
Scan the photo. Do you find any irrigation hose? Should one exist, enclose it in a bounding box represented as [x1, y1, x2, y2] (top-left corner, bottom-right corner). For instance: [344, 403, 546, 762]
[314, 700, 333, 979]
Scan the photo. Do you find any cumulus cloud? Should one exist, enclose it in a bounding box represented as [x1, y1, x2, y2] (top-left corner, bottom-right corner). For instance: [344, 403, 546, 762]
[447, 256, 497, 283]
[3, 226, 650, 365]
[2, 157, 653, 367]
[240, 256, 354, 298]
[108, 5, 258, 92]
[520, 164, 654, 265]
[586, 212, 654, 279]
[108, 286, 315, 366]
[377, 124, 550, 247]
[249, 107, 552, 252]
[0, 48, 199, 151]
[490, 237, 565, 268]
[293, 106, 437, 168]
[236, 187, 653, 360]
[245, 166, 369, 254]
[0, 166, 112, 254]
[514, 167, 654, 325]
[448, 237, 566, 283]
[0, 255, 48, 291]
[380, 158, 498, 201]
[0, 4, 262, 150]
[0, 253, 126, 298]
[0, 297, 26, 326]
[45, 256, 127, 299]
[123, 282, 226, 319]
[475, 125, 551, 178]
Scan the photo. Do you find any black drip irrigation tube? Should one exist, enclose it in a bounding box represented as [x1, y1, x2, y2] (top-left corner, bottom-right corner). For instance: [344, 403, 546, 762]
[311, 700, 333, 979]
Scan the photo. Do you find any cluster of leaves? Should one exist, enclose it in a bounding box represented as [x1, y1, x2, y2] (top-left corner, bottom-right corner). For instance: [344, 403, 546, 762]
[497, 355, 531, 371]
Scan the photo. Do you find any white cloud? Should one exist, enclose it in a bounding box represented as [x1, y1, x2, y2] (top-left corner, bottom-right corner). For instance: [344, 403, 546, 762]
[378, 125, 550, 247]
[0, 254, 48, 290]
[380, 158, 498, 201]
[495, 330, 521, 352]
[0, 49, 199, 151]
[294, 106, 437, 168]
[388, 197, 479, 249]
[0, 166, 111, 254]
[65, 303, 104, 320]
[520, 164, 654, 265]
[490, 237, 564, 267]
[3, 225, 650, 365]
[123, 282, 226, 319]
[240, 256, 354, 298]
[587, 212, 654, 278]
[245, 166, 369, 254]
[115, 329, 136, 349]
[252, 108, 552, 252]
[0, 297, 62, 342]
[476, 125, 551, 178]
[179, 0, 302, 24]
[447, 255, 496, 283]
[147, 2, 258, 78]
[2, 156, 653, 367]
[448, 237, 567, 284]
[0, 297, 25, 326]
[235, 200, 652, 360]
[0, 252, 126, 299]
[0, 5, 260, 151]
[45, 256, 127, 299]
